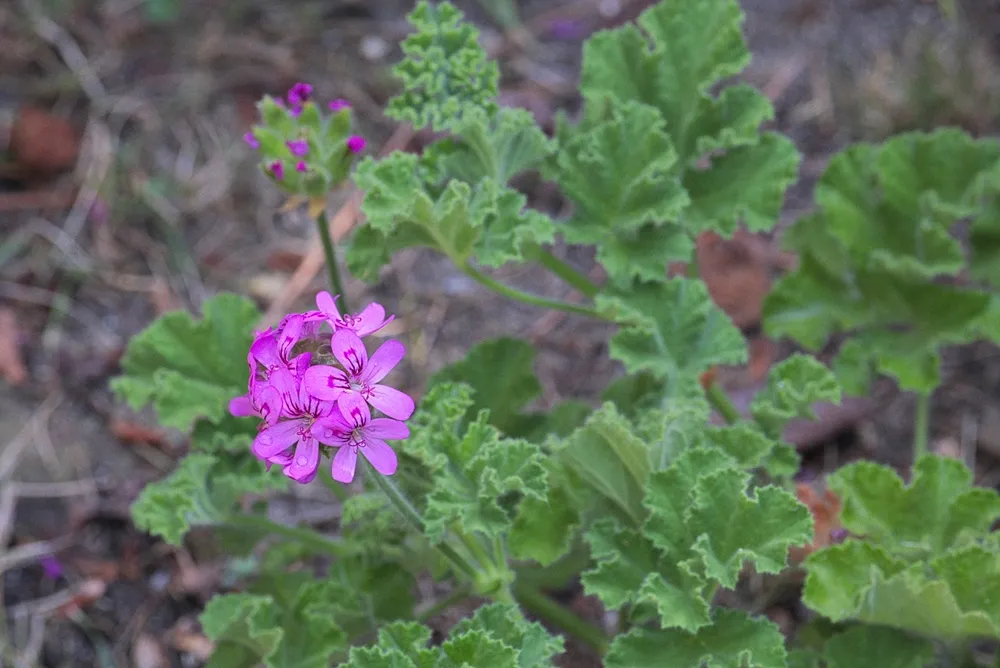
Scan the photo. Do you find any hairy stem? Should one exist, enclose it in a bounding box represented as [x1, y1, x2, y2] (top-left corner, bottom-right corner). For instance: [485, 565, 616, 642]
[224, 515, 345, 556]
[316, 210, 350, 312]
[528, 245, 600, 298]
[370, 469, 479, 580]
[706, 380, 742, 424]
[460, 262, 611, 320]
[913, 391, 931, 462]
[512, 580, 609, 656]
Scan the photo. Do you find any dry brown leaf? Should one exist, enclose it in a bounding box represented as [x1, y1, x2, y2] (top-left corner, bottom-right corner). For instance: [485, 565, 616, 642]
[789, 484, 843, 564]
[696, 231, 772, 329]
[10, 107, 80, 179]
[0, 308, 28, 385]
[132, 634, 169, 668]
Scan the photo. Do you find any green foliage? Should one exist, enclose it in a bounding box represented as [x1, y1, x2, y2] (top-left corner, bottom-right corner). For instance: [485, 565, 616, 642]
[386, 1, 499, 132]
[405, 383, 548, 544]
[803, 455, 1000, 641]
[582, 444, 810, 647]
[347, 154, 554, 281]
[344, 604, 564, 668]
[599, 278, 747, 393]
[426, 337, 588, 440]
[131, 452, 286, 545]
[201, 574, 347, 668]
[764, 129, 1000, 393]
[605, 609, 787, 668]
[110, 294, 258, 430]
[822, 626, 934, 668]
[750, 355, 841, 439]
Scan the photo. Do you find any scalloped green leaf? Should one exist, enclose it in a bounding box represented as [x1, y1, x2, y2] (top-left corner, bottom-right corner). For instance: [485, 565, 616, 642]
[405, 383, 548, 543]
[350, 154, 554, 276]
[600, 278, 747, 387]
[823, 626, 934, 668]
[131, 453, 220, 545]
[682, 133, 800, 235]
[424, 107, 554, 185]
[828, 454, 1000, 555]
[202, 574, 346, 668]
[386, 1, 498, 132]
[555, 402, 651, 526]
[449, 604, 565, 667]
[750, 355, 841, 439]
[605, 609, 787, 668]
[110, 294, 258, 431]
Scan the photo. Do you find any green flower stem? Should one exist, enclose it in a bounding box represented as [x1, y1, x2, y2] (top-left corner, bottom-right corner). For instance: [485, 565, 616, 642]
[460, 261, 611, 320]
[316, 210, 350, 312]
[528, 245, 600, 298]
[224, 515, 345, 556]
[914, 391, 931, 461]
[456, 528, 495, 571]
[370, 468, 479, 580]
[512, 580, 609, 656]
[706, 380, 742, 424]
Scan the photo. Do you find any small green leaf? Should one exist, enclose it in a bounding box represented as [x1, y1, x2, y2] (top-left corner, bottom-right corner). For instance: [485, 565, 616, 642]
[111, 294, 258, 430]
[605, 609, 787, 668]
[689, 468, 813, 588]
[682, 133, 800, 235]
[449, 604, 565, 668]
[823, 626, 934, 668]
[201, 594, 283, 668]
[507, 471, 580, 566]
[829, 455, 1000, 555]
[386, 1, 499, 132]
[556, 403, 651, 526]
[750, 355, 841, 439]
[802, 541, 906, 622]
[600, 278, 747, 388]
[131, 454, 220, 545]
[406, 384, 548, 543]
[426, 337, 541, 435]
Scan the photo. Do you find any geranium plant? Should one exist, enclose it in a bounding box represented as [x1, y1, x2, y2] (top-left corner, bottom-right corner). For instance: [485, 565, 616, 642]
[111, 1, 1000, 666]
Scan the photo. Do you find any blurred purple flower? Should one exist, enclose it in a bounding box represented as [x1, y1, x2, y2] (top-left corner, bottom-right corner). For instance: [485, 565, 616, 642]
[269, 161, 285, 181]
[296, 160, 308, 173]
[287, 139, 309, 156]
[243, 131, 260, 149]
[287, 82, 313, 107]
[40, 555, 63, 580]
[328, 98, 351, 112]
[346, 135, 366, 154]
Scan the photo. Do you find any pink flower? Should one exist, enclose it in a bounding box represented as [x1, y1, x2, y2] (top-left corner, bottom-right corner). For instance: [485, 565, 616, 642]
[287, 139, 309, 156]
[252, 368, 335, 482]
[296, 160, 308, 173]
[328, 98, 351, 112]
[346, 135, 366, 154]
[313, 291, 393, 337]
[303, 330, 414, 420]
[244, 131, 260, 149]
[311, 393, 408, 483]
[269, 160, 285, 181]
[287, 82, 313, 106]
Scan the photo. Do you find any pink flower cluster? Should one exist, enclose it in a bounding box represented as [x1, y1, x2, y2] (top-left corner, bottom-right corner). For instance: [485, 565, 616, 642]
[229, 292, 414, 485]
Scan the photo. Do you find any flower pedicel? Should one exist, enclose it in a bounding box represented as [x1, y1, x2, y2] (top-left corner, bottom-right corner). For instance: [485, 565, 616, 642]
[231, 291, 412, 484]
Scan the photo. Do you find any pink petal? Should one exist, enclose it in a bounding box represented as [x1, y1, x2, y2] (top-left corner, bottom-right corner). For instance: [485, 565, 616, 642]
[361, 438, 397, 475]
[316, 291, 342, 319]
[229, 395, 254, 417]
[331, 446, 358, 483]
[250, 332, 280, 367]
[253, 420, 301, 458]
[338, 392, 371, 429]
[256, 386, 283, 425]
[290, 352, 313, 378]
[366, 385, 415, 420]
[331, 330, 368, 377]
[284, 436, 320, 482]
[303, 365, 350, 401]
[365, 417, 410, 440]
[353, 303, 390, 337]
[362, 339, 405, 384]
[278, 315, 304, 360]
[267, 368, 299, 412]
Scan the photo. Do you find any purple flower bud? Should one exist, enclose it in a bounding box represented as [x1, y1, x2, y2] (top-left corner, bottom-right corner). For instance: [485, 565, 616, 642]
[244, 131, 260, 149]
[296, 160, 308, 173]
[40, 555, 63, 580]
[830, 528, 849, 544]
[328, 98, 351, 112]
[346, 135, 366, 154]
[287, 139, 309, 156]
[287, 82, 313, 107]
[269, 160, 285, 181]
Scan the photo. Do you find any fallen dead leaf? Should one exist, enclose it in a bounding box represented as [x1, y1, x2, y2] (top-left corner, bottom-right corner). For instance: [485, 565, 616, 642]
[10, 107, 80, 180]
[149, 277, 179, 315]
[696, 231, 772, 329]
[789, 483, 842, 564]
[0, 307, 28, 385]
[110, 418, 172, 451]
